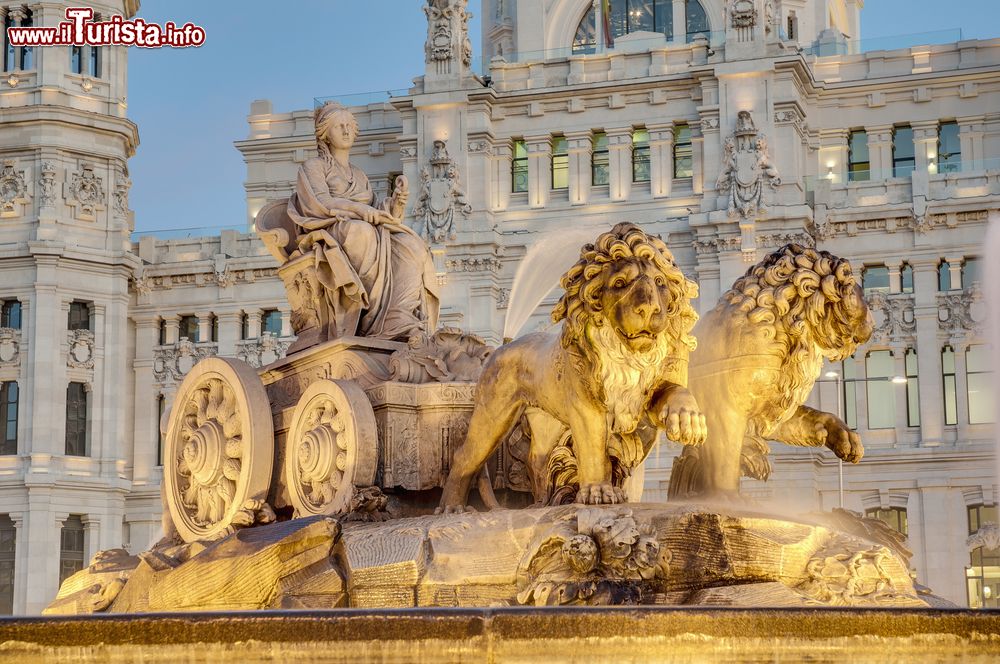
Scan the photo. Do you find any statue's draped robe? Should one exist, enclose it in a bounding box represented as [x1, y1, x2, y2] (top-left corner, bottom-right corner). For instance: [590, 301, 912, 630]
[288, 158, 440, 340]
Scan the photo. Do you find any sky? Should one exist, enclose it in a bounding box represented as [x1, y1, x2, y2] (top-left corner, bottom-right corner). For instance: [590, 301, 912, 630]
[127, 1, 1000, 234]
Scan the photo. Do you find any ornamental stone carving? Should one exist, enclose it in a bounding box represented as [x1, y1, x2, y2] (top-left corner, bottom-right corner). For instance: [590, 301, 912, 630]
[730, 0, 756, 28]
[39, 161, 57, 207]
[424, 0, 472, 72]
[0, 159, 28, 217]
[388, 327, 492, 383]
[968, 524, 1000, 551]
[794, 535, 916, 606]
[0, 328, 19, 366]
[938, 285, 987, 336]
[67, 329, 96, 370]
[413, 140, 471, 243]
[716, 111, 781, 259]
[153, 338, 217, 383]
[112, 166, 131, 218]
[65, 162, 106, 221]
[236, 332, 290, 369]
[867, 292, 917, 344]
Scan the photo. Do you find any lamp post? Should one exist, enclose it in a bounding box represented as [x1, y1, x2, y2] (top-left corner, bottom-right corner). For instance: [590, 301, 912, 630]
[820, 370, 908, 509]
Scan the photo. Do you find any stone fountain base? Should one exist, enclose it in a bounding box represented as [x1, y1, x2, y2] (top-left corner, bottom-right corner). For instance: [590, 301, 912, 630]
[46, 503, 950, 614]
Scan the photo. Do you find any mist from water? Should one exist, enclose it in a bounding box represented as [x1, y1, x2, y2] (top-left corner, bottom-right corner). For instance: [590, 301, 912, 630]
[503, 223, 614, 340]
[986, 212, 1000, 484]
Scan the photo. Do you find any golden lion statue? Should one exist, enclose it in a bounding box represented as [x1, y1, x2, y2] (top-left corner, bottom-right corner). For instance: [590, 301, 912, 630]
[668, 244, 874, 500]
[440, 223, 704, 511]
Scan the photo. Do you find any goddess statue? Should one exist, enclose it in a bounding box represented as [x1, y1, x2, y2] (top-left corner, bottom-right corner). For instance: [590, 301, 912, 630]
[284, 102, 440, 342]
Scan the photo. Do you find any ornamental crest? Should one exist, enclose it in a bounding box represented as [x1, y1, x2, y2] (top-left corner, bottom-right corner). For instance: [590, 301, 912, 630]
[67, 329, 96, 370]
[0, 159, 28, 217]
[65, 163, 106, 221]
[730, 0, 756, 28]
[413, 140, 471, 243]
[716, 111, 781, 260]
[0, 328, 18, 365]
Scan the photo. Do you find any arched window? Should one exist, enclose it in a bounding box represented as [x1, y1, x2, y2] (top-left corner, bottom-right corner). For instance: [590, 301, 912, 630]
[572, 0, 708, 52]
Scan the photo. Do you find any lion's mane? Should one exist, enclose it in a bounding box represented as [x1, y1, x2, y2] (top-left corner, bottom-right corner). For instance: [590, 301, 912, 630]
[550, 223, 698, 434]
[723, 243, 865, 478]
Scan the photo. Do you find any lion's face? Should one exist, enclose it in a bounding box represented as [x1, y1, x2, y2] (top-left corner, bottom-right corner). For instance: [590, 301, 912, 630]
[597, 257, 673, 353]
[813, 281, 874, 360]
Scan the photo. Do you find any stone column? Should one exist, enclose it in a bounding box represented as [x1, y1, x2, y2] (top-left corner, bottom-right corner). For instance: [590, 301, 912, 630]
[912, 120, 938, 174]
[197, 313, 212, 345]
[648, 124, 674, 199]
[911, 258, 944, 446]
[492, 142, 512, 211]
[892, 345, 908, 435]
[131, 316, 159, 485]
[9, 513, 23, 615]
[8, 8, 24, 71]
[565, 131, 592, 206]
[215, 311, 242, 356]
[946, 255, 963, 290]
[607, 128, 633, 202]
[525, 136, 551, 209]
[23, 496, 60, 615]
[164, 316, 179, 345]
[867, 125, 892, 180]
[852, 354, 869, 433]
[915, 485, 968, 606]
[245, 310, 262, 341]
[819, 129, 849, 183]
[671, 0, 686, 43]
[280, 309, 292, 338]
[89, 303, 107, 462]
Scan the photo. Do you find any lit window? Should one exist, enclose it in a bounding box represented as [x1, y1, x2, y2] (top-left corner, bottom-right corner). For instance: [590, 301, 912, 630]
[591, 132, 609, 186]
[938, 260, 953, 291]
[0, 514, 13, 615]
[685, 0, 709, 41]
[551, 136, 569, 190]
[942, 345, 957, 426]
[0, 382, 17, 456]
[262, 310, 282, 336]
[900, 263, 914, 294]
[575, 0, 676, 50]
[157, 395, 165, 466]
[967, 504, 1000, 609]
[892, 125, 915, 178]
[861, 265, 889, 296]
[65, 382, 89, 456]
[511, 139, 528, 193]
[178, 315, 199, 342]
[963, 257, 981, 288]
[68, 301, 92, 331]
[865, 507, 908, 536]
[673, 124, 692, 179]
[866, 350, 895, 429]
[0, 300, 20, 330]
[632, 129, 650, 183]
[59, 516, 85, 585]
[967, 345, 995, 425]
[905, 348, 920, 427]
[848, 130, 870, 182]
[938, 121, 961, 173]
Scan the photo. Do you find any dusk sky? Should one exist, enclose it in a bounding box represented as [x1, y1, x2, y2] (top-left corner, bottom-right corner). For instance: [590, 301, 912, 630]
[127, 1, 1000, 234]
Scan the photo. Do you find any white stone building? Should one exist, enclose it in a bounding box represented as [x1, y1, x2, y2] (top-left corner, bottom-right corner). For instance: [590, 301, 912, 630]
[0, 0, 996, 613]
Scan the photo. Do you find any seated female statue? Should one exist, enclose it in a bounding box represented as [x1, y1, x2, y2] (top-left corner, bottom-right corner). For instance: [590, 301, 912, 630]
[287, 102, 440, 341]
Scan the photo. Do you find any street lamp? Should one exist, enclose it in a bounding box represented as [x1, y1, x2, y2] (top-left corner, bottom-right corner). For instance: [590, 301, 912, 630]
[820, 370, 907, 509]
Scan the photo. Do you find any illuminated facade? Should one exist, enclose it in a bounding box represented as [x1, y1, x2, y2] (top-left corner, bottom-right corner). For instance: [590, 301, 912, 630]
[0, 0, 997, 612]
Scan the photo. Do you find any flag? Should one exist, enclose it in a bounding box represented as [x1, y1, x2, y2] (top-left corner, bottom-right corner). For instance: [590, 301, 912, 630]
[602, 0, 614, 48]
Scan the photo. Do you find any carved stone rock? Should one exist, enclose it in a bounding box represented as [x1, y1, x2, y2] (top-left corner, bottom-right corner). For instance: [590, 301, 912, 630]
[388, 327, 492, 383]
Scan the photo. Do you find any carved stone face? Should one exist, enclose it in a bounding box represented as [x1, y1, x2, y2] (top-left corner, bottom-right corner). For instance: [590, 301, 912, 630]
[598, 258, 671, 353]
[324, 113, 357, 151]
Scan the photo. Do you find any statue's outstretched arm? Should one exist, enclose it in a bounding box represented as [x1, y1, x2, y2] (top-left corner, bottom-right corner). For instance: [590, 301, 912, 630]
[770, 405, 863, 463]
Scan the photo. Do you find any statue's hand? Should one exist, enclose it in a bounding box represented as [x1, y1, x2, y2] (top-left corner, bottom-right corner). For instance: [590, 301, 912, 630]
[811, 411, 863, 463]
[654, 387, 706, 446]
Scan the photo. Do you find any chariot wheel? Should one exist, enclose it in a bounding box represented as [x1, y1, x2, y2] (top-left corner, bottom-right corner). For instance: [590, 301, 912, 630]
[284, 379, 378, 517]
[163, 357, 274, 543]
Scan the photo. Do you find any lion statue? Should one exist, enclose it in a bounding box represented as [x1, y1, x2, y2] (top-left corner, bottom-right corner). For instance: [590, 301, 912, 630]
[668, 243, 874, 500]
[439, 223, 705, 511]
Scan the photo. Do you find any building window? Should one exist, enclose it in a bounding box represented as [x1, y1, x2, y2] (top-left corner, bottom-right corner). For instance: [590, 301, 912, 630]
[0, 300, 20, 329]
[89, 45, 100, 78]
[0, 515, 13, 615]
[865, 507, 908, 536]
[551, 136, 569, 190]
[963, 257, 981, 288]
[3, 10, 33, 72]
[158, 319, 167, 345]
[842, 356, 858, 430]
[178, 315, 199, 342]
[942, 345, 958, 426]
[632, 129, 650, 183]
[900, 263, 914, 294]
[2, 14, 13, 72]
[938, 121, 960, 173]
[892, 125, 915, 178]
[210, 314, 219, 343]
[591, 132, 609, 186]
[905, 348, 920, 427]
[685, 0, 710, 41]
[673, 124, 692, 179]
[262, 310, 282, 336]
[511, 139, 528, 193]
[938, 260, 953, 291]
[786, 12, 797, 40]
[848, 129, 870, 182]
[0, 382, 17, 456]
[70, 46, 82, 74]
[967, 345, 995, 425]
[967, 504, 1000, 609]
[157, 394, 165, 466]
[861, 265, 889, 296]
[59, 516, 85, 585]
[866, 350, 895, 429]
[240, 313, 250, 340]
[574, 0, 677, 52]
[68, 301, 92, 331]
[65, 382, 88, 456]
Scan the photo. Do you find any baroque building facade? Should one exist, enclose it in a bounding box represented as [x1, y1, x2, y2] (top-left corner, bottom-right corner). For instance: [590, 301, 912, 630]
[0, 0, 996, 613]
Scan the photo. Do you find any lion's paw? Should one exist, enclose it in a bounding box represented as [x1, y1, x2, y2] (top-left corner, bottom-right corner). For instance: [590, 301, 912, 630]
[813, 413, 864, 463]
[575, 482, 622, 505]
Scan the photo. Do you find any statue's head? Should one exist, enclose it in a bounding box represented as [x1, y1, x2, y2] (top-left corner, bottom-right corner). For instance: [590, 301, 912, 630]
[314, 102, 359, 156]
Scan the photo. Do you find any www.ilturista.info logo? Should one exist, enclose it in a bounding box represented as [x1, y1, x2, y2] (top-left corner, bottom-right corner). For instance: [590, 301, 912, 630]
[6, 7, 205, 49]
